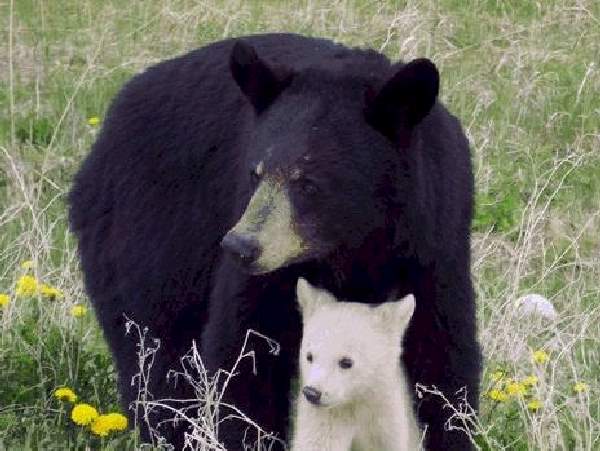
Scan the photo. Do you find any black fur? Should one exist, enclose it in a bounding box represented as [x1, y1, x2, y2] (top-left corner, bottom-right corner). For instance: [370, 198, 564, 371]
[69, 33, 481, 450]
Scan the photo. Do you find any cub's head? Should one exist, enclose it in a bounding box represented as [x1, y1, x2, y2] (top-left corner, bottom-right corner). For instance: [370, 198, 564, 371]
[221, 40, 440, 274]
[296, 278, 415, 409]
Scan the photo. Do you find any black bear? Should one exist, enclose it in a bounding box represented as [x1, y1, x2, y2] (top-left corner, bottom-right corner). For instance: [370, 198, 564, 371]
[69, 33, 481, 450]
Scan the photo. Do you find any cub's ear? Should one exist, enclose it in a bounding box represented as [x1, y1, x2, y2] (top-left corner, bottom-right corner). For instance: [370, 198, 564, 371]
[230, 40, 294, 113]
[374, 293, 416, 339]
[365, 58, 439, 147]
[296, 278, 335, 319]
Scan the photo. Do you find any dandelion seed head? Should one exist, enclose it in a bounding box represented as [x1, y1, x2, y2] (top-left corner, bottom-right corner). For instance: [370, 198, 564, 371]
[517, 293, 557, 320]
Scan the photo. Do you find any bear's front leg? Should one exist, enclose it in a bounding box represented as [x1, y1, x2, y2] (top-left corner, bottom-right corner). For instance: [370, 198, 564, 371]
[201, 263, 300, 450]
[402, 264, 481, 451]
[201, 307, 287, 449]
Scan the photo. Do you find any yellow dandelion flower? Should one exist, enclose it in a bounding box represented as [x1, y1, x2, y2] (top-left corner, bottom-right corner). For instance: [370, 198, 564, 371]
[21, 260, 34, 270]
[104, 412, 128, 431]
[491, 370, 504, 382]
[70, 304, 87, 318]
[488, 389, 508, 402]
[16, 275, 38, 297]
[573, 382, 589, 393]
[0, 293, 10, 308]
[506, 382, 527, 397]
[522, 375, 538, 387]
[39, 284, 64, 299]
[87, 116, 100, 126]
[532, 350, 549, 365]
[527, 399, 542, 411]
[90, 415, 112, 437]
[54, 387, 77, 403]
[71, 403, 98, 426]
[90, 413, 128, 436]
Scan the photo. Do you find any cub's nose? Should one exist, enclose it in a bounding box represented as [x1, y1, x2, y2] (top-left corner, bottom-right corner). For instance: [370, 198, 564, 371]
[221, 232, 261, 266]
[302, 386, 322, 405]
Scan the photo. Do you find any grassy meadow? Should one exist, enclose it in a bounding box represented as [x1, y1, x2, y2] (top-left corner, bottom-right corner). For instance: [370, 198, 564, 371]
[1, 0, 599, 449]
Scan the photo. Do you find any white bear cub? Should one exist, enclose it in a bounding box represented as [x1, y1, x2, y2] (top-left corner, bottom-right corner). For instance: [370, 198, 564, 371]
[292, 278, 420, 451]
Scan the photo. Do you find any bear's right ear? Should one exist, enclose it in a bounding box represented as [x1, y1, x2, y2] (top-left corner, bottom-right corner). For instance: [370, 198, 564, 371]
[365, 58, 439, 147]
[296, 278, 335, 319]
[230, 40, 294, 114]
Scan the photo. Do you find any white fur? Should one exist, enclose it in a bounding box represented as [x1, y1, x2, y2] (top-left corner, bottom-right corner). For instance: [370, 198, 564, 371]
[292, 278, 421, 451]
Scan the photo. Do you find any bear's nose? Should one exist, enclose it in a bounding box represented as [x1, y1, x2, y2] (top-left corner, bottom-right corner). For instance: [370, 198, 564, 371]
[221, 232, 261, 266]
[302, 386, 322, 405]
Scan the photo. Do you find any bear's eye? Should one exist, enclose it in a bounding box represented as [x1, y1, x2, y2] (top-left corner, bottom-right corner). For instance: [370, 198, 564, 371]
[306, 352, 313, 363]
[250, 162, 264, 186]
[300, 179, 318, 196]
[338, 357, 353, 369]
[250, 168, 261, 186]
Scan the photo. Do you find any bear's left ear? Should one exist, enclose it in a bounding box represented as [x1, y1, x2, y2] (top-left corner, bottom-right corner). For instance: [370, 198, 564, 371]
[296, 278, 336, 319]
[230, 40, 294, 114]
[365, 58, 439, 147]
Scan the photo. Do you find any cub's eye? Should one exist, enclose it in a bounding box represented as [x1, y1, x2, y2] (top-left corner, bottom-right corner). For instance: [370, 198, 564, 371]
[306, 352, 313, 363]
[338, 357, 353, 369]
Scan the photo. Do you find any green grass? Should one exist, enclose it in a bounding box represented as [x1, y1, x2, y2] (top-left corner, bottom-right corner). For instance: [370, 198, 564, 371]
[1, 0, 599, 449]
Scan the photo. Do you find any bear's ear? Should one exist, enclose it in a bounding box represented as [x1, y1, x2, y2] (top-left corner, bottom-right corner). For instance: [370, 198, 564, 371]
[296, 278, 336, 319]
[374, 293, 416, 339]
[365, 59, 439, 147]
[230, 40, 294, 114]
